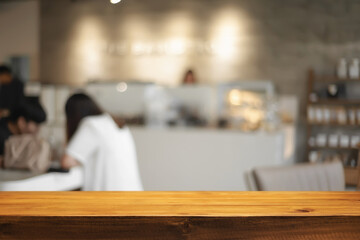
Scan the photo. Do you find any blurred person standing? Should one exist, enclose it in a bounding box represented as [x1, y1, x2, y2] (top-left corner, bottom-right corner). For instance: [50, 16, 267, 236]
[182, 69, 197, 85]
[61, 93, 143, 191]
[0, 65, 25, 119]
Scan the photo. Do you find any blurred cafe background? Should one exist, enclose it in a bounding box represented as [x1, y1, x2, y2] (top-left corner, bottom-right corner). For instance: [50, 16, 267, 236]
[1, 0, 360, 191]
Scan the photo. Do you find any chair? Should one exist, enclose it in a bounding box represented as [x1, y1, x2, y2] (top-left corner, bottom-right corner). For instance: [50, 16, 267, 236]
[249, 160, 345, 191]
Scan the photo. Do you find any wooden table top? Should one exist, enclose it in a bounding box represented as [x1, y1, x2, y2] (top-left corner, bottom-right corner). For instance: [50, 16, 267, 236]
[1, 191, 360, 217]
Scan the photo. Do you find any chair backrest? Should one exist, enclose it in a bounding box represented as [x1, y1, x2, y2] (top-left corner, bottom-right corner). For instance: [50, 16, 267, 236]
[251, 161, 345, 191]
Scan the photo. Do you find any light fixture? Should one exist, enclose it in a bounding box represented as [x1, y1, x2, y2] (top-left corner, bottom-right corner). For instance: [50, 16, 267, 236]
[110, 0, 121, 4]
[116, 82, 128, 93]
[227, 89, 242, 106]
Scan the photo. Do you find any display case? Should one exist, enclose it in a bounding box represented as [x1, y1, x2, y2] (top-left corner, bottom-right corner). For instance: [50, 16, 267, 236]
[217, 81, 279, 131]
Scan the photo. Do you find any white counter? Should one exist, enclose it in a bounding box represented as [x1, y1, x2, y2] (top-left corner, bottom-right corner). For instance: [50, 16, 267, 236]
[131, 127, 285, 191]
[0, 167, 83, 191]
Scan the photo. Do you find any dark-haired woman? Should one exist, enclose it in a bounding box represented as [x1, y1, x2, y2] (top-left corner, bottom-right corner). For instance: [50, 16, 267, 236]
[61, 93, 143, 191]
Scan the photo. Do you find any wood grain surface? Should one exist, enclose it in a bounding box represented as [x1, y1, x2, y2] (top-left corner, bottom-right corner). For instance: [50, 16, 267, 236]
[1, 192, 360, 239]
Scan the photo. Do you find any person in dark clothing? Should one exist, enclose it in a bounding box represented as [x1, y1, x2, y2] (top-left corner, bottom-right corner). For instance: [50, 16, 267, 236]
[0, 97, 46, 156]
[0, 118, 11, 158]
[0, 65, 25, 119]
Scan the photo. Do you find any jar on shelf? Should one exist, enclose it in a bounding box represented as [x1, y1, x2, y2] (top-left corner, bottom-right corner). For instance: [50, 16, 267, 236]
[307, 106, 315, 123]
[349, 58, 360, 80]
[328, 134, 339, 147]
[339, 135, 350, 148]
[315, 107, 323, 123]
[337, 58, 348, 79]
[323, 107, 331, 124]
[316, 134, 327, 147]
[337, 107, 348, 125]
[348, 108, 356, 125]
[351, 135, 360, 148]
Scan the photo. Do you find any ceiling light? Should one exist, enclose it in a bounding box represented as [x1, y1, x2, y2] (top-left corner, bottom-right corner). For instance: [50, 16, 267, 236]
[110, 0, 121, 4]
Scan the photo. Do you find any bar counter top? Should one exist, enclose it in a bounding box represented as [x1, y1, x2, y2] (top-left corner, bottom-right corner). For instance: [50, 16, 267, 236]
[1, 191, 360, 217]
[1, 192, 360, 239]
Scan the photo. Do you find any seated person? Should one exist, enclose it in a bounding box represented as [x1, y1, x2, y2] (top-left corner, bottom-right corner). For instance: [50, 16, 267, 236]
[0, 97, 46, 157]
[0, 65, 25, 119]
[61, 93, 143, 191]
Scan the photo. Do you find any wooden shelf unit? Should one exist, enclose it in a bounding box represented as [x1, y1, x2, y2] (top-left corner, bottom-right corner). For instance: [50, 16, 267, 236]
[306, 70, 360, 187]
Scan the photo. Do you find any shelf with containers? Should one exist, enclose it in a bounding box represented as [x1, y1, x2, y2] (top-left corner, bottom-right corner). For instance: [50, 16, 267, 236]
[306, 69, 360, 187]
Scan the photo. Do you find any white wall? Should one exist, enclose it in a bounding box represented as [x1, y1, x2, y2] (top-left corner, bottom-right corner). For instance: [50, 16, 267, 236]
[0, 0, 39, 80]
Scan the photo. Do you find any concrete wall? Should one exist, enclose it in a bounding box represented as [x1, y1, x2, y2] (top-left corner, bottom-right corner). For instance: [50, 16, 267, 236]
[0, 0, 39, 80]
[40, 0, 360, 91]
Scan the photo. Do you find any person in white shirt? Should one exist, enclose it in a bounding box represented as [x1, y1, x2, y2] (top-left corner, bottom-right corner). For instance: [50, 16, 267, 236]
[61, 93, 143, 191]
